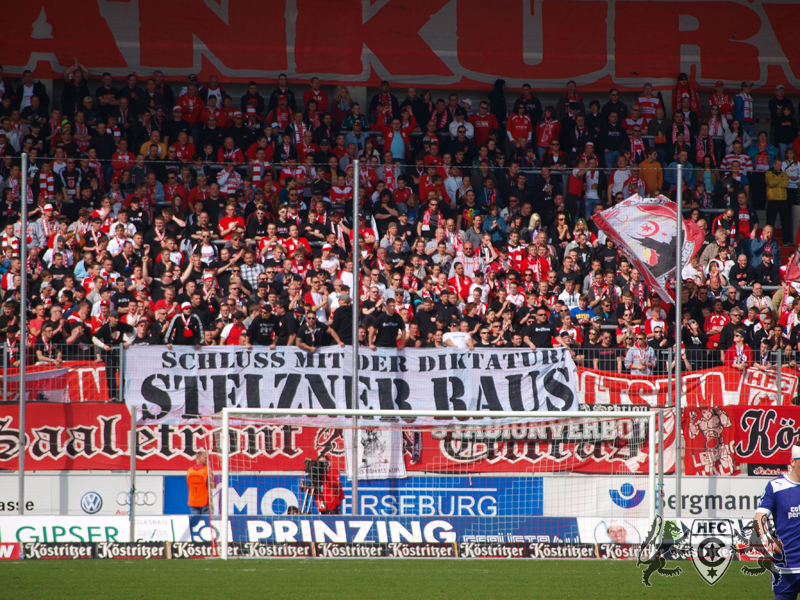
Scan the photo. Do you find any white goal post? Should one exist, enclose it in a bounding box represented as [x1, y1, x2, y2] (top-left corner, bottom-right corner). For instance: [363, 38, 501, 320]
[214, 408, 658, 559]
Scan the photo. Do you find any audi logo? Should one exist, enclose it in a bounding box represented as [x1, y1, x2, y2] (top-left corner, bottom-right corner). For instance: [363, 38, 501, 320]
[117, 491, 158, 506]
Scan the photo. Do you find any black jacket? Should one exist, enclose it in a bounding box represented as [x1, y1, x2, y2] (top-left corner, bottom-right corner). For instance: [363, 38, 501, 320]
[267, 89, 295, 114]
[243, 91, 268, 115]
[90, 132, 117, 161]
[15, 81, 50, 111]
[597, 123, 628, 153]
[60, 80, 90, 120]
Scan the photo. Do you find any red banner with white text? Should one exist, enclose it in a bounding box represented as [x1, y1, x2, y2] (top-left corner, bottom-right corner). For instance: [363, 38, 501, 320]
[578, 366, 797, 408]
[0, 403, 674, 474]
[3, 0, 799, 92]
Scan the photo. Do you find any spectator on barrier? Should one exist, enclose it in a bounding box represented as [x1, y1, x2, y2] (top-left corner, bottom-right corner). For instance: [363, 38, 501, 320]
[165, 301, 203, 350]
[296, 311, 344, 353]
[724, 328, 753, 370]
[245, 304, 277, 348]
[35, 322, 62, 366]
[443, 319, 475, 350]
[369, 298, 406, 350]
[593, 330, 621, 373]
[92, 309, 133, 401]
[219, 310, 247, 345]
[187, 449, 215, 516]
[624, 333, 656, 375]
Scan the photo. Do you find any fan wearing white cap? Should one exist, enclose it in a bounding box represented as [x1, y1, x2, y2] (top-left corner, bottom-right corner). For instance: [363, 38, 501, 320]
[755, 444, 800, 597]
[320, 243, 340, 274]
[164, 301, 204, 350]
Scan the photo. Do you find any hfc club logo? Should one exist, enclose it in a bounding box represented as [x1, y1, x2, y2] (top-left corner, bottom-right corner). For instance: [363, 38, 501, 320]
[690, 519, 736, 585]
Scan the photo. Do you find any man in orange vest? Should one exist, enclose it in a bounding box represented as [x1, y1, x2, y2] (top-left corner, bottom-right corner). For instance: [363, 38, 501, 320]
[187, 449, 214, 515]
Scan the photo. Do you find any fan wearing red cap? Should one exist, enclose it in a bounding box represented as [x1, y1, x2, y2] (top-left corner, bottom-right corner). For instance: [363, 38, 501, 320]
[90, 300, 112, 335]
[709, 80, 734, 123]
[165, 301, 203, 350]
[266, 91, 293, 132]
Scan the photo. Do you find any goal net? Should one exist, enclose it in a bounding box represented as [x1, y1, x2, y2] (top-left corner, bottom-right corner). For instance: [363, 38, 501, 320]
[204, 409, 658, 559]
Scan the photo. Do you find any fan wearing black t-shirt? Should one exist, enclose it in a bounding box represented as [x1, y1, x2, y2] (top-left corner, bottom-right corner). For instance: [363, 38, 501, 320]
[92, 311, 134, 401]
[246, 304, 279, 348]
[296, 312, 344, 353]
[593, 330, 621, 372]
[369, 299, 406, 349]
[522, 309, 558, 349]
[272, 302, 298, 346]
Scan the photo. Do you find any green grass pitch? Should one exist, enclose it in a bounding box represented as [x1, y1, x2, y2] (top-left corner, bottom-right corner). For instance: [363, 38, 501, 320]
[0, 559, 770, 599]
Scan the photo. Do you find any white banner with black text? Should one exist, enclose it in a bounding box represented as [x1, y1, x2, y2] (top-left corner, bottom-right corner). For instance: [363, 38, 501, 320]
[123, 347, 579, 426]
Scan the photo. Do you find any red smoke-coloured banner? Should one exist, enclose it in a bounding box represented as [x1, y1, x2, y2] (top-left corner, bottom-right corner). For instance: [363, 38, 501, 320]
[0, 361, 110, 403]
[4, 1, 800, 91]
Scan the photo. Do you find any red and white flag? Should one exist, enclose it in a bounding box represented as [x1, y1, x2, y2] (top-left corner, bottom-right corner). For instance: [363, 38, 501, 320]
[592, 195, 705, 303]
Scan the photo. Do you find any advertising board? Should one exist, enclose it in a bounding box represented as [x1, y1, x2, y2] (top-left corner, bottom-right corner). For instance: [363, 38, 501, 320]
[0, 474, 163, 516]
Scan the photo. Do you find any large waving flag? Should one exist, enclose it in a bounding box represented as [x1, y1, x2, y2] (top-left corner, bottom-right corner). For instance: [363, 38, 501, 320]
[591, 195, 706, 303]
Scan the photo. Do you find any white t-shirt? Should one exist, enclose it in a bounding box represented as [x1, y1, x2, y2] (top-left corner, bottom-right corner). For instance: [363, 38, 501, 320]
[321, 256, 340, 274]
[783, 159, 800, 190]
[681, 263, 702, 282]
[584, 170, 600, 199]
[20, 83, 35, 111]
[442, 331, 471, 348]
[558, 290, 580, 309]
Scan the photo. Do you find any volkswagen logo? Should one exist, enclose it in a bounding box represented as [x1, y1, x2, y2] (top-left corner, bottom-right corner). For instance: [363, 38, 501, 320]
[117, 491, 157, 506]
[80, 492, 103, 514]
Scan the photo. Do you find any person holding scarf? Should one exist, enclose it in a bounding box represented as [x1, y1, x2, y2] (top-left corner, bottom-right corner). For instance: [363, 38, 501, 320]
[734, 81, 756, 137]
[624, 333, 657, 375]
[165, 301, 204, 350]
[672, 73, 702, 120]
[416, 196, 443, 241]
[724, 329, 752, 370]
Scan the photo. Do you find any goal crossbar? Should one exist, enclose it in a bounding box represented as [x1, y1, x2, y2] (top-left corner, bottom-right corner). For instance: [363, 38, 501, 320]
[218, 408, 658, 559]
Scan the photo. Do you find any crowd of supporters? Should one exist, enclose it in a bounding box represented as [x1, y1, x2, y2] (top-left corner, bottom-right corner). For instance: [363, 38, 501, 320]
[0, 64, 799, 397]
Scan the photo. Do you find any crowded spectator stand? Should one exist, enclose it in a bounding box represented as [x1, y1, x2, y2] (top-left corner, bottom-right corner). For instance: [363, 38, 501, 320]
[0, 68, 797, 408]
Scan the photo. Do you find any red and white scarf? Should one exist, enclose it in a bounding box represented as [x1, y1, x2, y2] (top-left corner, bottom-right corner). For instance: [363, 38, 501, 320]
[740, 94, 754, 123]
[402, 274, 419, 291]
[75, 122, 90, 153]
[38, 171, 55, 199]
[422, 209, 443, 229]
[695, 136, 715, 165]
[671, 121, 690, 143]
